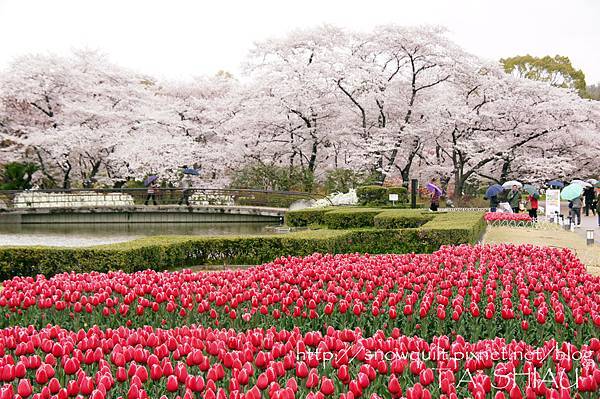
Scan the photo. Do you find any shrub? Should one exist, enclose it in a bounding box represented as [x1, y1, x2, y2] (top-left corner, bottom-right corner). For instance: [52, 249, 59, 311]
[356, 185, 408, 206]
[373, 209, 434, 229]
[323, 208, 382, 229]
[0, 162, 38, 190]
[285, 207, 332, 227]
[421, 211, 487, 244]
[386, 186, 409, 203]
[356, 185, 388, 205]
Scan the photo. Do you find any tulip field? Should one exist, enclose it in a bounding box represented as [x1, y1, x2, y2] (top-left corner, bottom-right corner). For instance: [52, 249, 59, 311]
[0, 244, 599, 398]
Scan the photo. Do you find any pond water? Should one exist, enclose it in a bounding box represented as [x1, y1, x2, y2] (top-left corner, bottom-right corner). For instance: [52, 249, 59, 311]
[0, 222, 278, 247]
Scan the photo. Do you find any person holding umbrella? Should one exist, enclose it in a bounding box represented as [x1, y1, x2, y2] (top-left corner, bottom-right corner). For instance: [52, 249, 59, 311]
[144, 175, 159, 205]
[179, 167, 200, 206]
[570, 195, 583, 227]
[179, 176, 193, 206]
[523, 184, 539, 221]
[507, 185, 521, 213]
[426, 178, 442, 212]
[561, 183, 584, 227]
[484, 184, 503, 212]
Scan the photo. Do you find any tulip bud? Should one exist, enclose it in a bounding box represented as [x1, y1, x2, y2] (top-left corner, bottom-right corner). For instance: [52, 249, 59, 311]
[166, 375, 179, 392]
[18, 379, 32, 398]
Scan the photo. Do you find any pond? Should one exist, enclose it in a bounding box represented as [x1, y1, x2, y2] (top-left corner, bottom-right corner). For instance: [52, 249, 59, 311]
[0, 222, 279, 247]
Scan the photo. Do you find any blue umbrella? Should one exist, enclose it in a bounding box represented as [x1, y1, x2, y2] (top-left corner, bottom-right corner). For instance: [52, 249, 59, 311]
[143, 175, 158, 187]
[547, 180, 564, 188]
[485, 184, 504, 198]
[183, 168, 200, 176]
[560, 183, 583, 201]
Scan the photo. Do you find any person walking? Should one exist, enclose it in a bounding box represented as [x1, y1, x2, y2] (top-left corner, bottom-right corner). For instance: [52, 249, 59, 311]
[178, 178, 192, 206]
[428, 178, 441, 212]
[488, 195, 500, 212]
[584, 186, 596, 216]
[570, 195, 582, 227]
[526, 193, 538, 221]
[507, 185, 521, 213]
[144, 181, 159, 205]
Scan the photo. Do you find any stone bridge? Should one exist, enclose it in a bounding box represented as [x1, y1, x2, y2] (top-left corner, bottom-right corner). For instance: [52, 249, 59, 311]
[0, 188, 319, 224]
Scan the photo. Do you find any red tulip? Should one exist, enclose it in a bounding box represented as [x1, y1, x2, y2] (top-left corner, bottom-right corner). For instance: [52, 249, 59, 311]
[388, 375, 402, 396]
[17, 379, 33, 398]
[295, 362, 309, 378]
[64, 358, 79, 375]
[257, 373, 269, 390]
[320, 377, 334, 395]
[167, 375, 179, 392]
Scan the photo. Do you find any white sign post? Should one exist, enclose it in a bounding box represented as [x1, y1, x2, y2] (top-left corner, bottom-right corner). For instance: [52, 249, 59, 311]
[389, 193, 399, 206]
[545, 189, 561, 222]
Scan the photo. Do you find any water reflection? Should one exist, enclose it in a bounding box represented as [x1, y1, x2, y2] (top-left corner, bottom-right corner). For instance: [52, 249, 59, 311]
[0, 222, 275, 247]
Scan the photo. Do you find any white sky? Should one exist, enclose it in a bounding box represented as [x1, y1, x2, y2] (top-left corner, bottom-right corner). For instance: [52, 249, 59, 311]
[0, 0, 598, 83]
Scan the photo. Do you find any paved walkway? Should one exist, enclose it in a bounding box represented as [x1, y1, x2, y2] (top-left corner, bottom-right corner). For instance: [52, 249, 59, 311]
[572, 211, 600, 241]
[552, 202, 600, 243]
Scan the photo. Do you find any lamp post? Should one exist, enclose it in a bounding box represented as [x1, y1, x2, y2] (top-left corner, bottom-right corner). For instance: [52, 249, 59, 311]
[587, 229, 595, 246]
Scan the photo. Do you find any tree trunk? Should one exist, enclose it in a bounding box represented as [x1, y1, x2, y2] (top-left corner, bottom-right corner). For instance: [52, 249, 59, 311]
[500, 157, 512, 182]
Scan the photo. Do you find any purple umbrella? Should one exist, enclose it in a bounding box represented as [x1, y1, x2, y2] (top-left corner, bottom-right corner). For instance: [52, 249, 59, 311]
[426, 182, 443, 196]
[143, 175, 158, 187]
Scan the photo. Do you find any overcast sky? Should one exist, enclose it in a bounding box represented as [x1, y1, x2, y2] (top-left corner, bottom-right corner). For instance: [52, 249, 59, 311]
[0, 0, 598, 83]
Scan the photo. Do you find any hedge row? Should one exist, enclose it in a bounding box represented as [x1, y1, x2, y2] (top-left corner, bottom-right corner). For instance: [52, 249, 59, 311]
[323, 208, 383, 229]
[0, 211, 485, 279]
[286, 207, 437, 229]
[356, 185, 409, 206]
[373, 209, 435, 229]
[284, 207, 332, 227]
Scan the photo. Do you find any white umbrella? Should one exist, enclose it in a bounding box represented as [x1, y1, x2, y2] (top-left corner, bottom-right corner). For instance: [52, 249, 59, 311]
[586, 178, 598, 185]
[502, 180, 522, 189]
[571, 179, 592, 188]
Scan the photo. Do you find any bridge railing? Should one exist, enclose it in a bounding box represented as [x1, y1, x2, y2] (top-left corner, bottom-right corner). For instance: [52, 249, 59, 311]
[0, 188, 325, 210]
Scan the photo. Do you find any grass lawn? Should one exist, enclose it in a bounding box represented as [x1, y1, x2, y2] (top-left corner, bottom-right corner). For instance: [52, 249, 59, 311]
[483, 225, 600, 276]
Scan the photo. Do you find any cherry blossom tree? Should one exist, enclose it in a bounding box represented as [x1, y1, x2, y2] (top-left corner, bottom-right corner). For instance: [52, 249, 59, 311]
[1, 25, 598, 192]
[429, 62, 598, 195]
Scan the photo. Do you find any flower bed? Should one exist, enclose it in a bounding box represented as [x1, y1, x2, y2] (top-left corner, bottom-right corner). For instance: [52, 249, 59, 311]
[1, 244, 599, 397]
[0, 325, 598, 399]
[485, 212, 533, 225]
[1, 245, 598, 343]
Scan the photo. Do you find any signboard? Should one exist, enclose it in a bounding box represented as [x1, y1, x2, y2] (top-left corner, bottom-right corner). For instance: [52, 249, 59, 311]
[389, 193, 399, 202]
[545, 189, 561, 219]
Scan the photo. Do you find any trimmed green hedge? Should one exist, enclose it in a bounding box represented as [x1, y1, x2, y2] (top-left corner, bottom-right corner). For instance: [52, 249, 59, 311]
[373, 209, 434, 229]
[323, 208, 383, 229]
[356, 185, 408, 206]
[0, 211, 485, 279]
[356, 185, 388, 205]
[420, 211, 487, 245]
[284, 207, 332, 227]
[288, 207, 434, 229]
